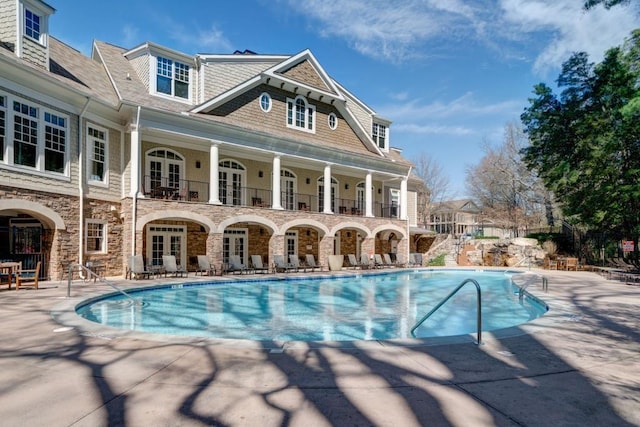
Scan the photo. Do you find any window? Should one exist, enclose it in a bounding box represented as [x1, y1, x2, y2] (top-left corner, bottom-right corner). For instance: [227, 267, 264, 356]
[85, 220, 106, 253]
[24, 9, 41, 41]
[328, 113, 337, 130]
[259, 93, 271, 112]
[156, 56, 190, 99]
[44, 112, 66, 173]
[13, 101, 38, 168]
[372, 122, 387, 149]
[1, 94, 68, 175]
[87, 125, 107, 183]
[286, 96, 315, 132]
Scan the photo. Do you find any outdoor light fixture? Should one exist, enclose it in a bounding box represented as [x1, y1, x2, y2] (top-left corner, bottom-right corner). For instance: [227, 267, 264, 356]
[258, 171, 263, 178]
[345, 184, 349, 190]
[306, 178, 310, 184]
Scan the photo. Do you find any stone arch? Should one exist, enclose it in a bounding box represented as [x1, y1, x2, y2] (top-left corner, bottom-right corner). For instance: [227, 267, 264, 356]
[216, 215, 278, 234]
[329, 221, 372, 238]
[371, 224, 407, 240]
[137, 210, 216, 232]
[279, 218, 330, 236]
[0, 199, 66, 230]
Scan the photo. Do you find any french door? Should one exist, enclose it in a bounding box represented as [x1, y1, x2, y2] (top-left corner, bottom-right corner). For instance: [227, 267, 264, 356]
[147, 225, 186, 267]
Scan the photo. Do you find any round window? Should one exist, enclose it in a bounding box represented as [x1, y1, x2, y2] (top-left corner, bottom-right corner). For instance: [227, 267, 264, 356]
[328, 113, 337, 130]
[259, 93, 271, 112]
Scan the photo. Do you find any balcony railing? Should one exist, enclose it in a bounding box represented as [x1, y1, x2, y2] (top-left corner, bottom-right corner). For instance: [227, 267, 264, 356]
[143, 176, 209, 202]
[141, 178, 401, 219]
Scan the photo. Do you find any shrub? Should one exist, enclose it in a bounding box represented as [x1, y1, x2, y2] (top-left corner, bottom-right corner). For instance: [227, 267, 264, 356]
[427, 254, 446, 266]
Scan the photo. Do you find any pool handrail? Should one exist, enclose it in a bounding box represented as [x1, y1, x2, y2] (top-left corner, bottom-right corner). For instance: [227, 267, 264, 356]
[411, 278, 482, 345]
[66, 262, 138, 304]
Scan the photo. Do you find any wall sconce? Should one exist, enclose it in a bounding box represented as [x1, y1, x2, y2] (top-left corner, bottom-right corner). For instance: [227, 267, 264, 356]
[258, 170, 263, 178]
[378, 188, 382, 194]
[259, 228, 264, 235]
[346, 231, 351, 238]
[306, 230, 311, 236]
[195, 160, 201, 169]
[305, 177, 310, 184]
[344, 184, 349, 190]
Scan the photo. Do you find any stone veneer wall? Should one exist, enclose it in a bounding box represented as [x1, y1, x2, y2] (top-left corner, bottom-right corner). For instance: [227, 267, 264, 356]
[0, 187, 124, 280]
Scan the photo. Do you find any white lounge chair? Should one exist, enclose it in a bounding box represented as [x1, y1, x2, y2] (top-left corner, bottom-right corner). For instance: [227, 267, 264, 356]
[289, 255, 307, 272]
[250, 255, 270, 274]
[128, 255, 151, 279]
[273, 255, 297, 273]
[359, 253, 372, 269]
[196, 255, 216, 276]
[226, 255, 250, 274]
[162, 255, 188, 277]
[305, 254, 324, 271]
[374, 254, 391, 268]
[347, 254, 360, 269]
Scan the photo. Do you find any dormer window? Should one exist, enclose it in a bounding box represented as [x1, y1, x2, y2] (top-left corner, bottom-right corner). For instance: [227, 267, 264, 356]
[156, 56, 190, 99]
[24, 9, 41, 41]
[286, 96, 315, 133]
[372, 122, 387, 150]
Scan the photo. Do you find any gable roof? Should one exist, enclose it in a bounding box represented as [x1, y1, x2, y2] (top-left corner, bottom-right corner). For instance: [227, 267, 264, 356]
[191, 49, 386, 157]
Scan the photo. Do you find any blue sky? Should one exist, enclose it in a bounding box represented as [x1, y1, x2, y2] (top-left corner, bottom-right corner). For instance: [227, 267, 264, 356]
[50, 0, 638, 197]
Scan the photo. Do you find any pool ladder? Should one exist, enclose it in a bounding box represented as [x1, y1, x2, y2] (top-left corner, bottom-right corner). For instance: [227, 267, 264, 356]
[66, 262, 138, 304]
[410, 278, 482, 345]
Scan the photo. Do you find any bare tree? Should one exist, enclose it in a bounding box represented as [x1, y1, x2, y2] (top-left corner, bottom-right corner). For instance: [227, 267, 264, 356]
[412, 153, 450, 228]
[466, 122, 548, 236]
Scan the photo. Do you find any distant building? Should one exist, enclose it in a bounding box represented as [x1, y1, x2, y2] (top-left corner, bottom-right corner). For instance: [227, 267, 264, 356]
[428, 199, 481, 237]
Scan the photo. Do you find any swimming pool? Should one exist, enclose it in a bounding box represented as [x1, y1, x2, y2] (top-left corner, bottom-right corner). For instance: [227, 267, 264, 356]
[76, 270, 548, 342]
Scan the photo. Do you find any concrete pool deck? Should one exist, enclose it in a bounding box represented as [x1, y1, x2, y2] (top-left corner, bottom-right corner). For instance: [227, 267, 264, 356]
[0, 268, 638, 426]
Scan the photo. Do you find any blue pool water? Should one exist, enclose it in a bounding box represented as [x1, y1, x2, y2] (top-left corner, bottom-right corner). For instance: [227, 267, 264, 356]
[76, 270, 548, 342]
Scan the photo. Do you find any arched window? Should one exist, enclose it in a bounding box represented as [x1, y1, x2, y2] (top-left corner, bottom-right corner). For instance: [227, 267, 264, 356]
[145, 148, 185, 194]
[286, 96, 315, 132]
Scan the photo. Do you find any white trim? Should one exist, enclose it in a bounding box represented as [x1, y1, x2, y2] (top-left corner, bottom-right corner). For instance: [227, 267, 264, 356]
[259, 92, 272, 112]
[86, 123, 109, 187]
[328, 112, 337, 130]
[85, 219, 107, 254]
[286, 95, 315, 134]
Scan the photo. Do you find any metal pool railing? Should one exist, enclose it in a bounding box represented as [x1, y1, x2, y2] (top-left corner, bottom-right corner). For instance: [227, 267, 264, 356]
[411, 278, 483, 345]
[66, 262, 138, 304]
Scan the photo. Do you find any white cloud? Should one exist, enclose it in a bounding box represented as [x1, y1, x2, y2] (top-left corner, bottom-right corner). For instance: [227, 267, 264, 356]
[282, 0, 491, 63]
[283, 0, 637, 74]
[394, 123, 474, 135]
[121, 25, 140, 47]
[499, 0, 639, 74]
[379, 92, 523, 121]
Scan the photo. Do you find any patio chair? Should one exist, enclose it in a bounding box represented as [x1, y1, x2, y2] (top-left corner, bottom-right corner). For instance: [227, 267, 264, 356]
[347, 254, 365, 269]
[374, 254, 391, 268]
[196, 255, 216, 276]
[273, 255, 297, 273]
[227, 255, 250, 274]
[305, 254, 324, 272]
[289, 255, 308, 272]
[16, 261, 41, 290]
[359, 253, 372, 269]
[250, 255, 270, 274]
[128, 255, 151, 279]
[162, 255, 188, 277]
[384, 253, 401, 268]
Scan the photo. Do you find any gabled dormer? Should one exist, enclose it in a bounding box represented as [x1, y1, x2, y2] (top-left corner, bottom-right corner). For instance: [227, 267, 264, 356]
[123, 42, 195, 104]
[0, 0, 55, 70]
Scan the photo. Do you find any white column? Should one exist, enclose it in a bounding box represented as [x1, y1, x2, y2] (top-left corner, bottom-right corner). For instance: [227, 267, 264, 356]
[400, 177, 408, 220]
[209, 143, 221, 204]
[323, 164, 333, 214]
[272, 155, 283, 209]
[365, 171, 373, 217]
[130, 125, 141, 197]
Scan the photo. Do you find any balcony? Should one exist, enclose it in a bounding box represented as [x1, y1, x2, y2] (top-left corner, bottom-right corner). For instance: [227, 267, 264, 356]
[142, 176, 400, 219]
